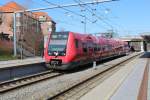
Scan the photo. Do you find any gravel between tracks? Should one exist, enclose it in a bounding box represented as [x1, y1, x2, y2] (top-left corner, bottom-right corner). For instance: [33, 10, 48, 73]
[0, 53, 141, 100]
[0, 68, 100, 100]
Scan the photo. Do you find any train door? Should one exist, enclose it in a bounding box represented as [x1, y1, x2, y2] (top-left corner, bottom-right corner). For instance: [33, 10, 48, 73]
[87, 40, 94, 56]
[82, 42, 88, 55]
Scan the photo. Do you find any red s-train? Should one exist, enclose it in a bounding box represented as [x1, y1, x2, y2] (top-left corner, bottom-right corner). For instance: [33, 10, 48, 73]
[44, 31, 129, 70]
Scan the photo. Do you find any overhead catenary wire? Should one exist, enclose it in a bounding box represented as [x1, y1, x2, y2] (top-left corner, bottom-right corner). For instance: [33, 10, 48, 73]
[0, 1, 79, 30]
[0, 1, 108, 31]
[75, 0, 127, 37]
[74, 0, 114, 29]
[28, 0, 85, 28]
[42, 0, 88, 33]
[15, 0, 118, 12]
[92, 2, 126, 32]
[42, 0, 85, 18]
[42, 0, 109, 30]
[0, 1, 111, 31]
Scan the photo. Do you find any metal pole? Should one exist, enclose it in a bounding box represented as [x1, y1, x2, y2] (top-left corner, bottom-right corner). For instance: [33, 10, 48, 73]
[84, 16, 86, 33]
[141, 41, 144, 52]
[93, 61, 97, 70]
[21, 12, 24, 59]
[13, 13, 17, 56]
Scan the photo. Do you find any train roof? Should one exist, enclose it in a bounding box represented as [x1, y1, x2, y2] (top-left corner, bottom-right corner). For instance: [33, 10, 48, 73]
[53, 31, 127, 45]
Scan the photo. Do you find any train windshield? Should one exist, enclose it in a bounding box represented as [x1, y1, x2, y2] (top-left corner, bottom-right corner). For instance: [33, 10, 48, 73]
[48, 32, 68, 55]
[49, 40, 67, 52]
[49, 45, 66, 51]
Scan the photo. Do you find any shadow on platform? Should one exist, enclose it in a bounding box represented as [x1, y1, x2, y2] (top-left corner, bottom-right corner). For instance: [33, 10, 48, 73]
[140, 52, 150, 58]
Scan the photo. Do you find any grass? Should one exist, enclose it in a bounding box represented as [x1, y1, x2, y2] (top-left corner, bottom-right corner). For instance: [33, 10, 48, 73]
[0, 55, 16, 61]
[0, 53, 17, 61]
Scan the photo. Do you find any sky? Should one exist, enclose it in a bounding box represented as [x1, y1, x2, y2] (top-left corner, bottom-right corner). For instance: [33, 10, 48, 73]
[0, 0, 150, 37]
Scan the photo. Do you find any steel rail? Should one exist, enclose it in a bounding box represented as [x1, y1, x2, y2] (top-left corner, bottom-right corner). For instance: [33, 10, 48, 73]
[0, 70, 63, 93]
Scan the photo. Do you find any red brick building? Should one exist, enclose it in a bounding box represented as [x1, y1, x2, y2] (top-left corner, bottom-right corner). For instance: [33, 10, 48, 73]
[0, 1, 56, 56]
[0, 1, 56, 37]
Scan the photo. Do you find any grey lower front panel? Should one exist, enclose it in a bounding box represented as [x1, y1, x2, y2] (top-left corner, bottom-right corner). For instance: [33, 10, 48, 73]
[46, 58, 94, 70]
[46, 62, 79, 70]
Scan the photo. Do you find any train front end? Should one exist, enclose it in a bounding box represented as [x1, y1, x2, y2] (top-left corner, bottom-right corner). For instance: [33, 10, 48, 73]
[44, 32, 76, 70]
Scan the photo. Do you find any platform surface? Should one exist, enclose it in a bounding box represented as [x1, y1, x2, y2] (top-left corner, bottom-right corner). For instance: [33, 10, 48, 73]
[0, 57, 44, 69]
[80, 52, 149, 100]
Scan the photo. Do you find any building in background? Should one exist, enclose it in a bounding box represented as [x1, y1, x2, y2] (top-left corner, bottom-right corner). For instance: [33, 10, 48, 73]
[0, 1, 56, 57]
[33, 12, 56, 35]
[33, 12, 56, 48]
[0, 1, 25, 38]
[0, 1, 24, 55]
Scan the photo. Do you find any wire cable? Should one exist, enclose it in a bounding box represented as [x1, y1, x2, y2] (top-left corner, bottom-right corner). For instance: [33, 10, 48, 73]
[74, 0, 114, 29]
[42, 0, 107, 29]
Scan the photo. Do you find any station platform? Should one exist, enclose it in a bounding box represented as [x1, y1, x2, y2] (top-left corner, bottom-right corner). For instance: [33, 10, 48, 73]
[80, 52, 150, 100]
[0, 57, 46, 82]
[0, 57, 44, 69]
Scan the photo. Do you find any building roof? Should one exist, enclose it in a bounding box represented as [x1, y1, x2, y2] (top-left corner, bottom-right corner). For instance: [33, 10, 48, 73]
[0, 1, 56, 36]
[0, 1, 55, 23]
[0, 1, 25, 12]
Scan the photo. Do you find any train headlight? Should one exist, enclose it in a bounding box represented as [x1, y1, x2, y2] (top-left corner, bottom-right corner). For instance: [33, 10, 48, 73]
[48, 52, 52, 55]
[54, 52, 59, 56]
[61, 52, 66, 56]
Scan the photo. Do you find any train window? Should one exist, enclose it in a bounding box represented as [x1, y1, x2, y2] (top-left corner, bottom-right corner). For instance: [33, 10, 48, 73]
[82, 43, 87, 53]
[105, 45, 109, 51]
[102, 45, 106, 51]
[94, 47, 96, 51]
[94, 44, 97, 51]
[83, 48, 87, 52]
[51, 32, 68, 40]
[98, 45, 101, 51]
[75, 39, 78, 48]
[107, 45, 112, 50]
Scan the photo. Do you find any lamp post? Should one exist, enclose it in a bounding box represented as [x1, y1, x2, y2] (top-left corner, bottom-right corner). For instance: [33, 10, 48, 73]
[13, 13, 17, 57]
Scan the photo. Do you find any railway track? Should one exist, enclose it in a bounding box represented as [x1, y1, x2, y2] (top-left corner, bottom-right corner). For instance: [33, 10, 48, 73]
[49, 53, 142, 100]
[0, 70, 63, 93]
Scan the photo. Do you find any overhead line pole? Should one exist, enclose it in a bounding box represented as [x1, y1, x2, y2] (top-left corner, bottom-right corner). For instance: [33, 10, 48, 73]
[42, 0, 88, 33]
[75, 0, 114, 29]
[13, 13, 17, 56]
[84, 16, 87, 33]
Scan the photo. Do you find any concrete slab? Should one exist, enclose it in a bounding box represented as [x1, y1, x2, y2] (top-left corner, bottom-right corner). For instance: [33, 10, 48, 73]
[110, 58, 148, 100]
